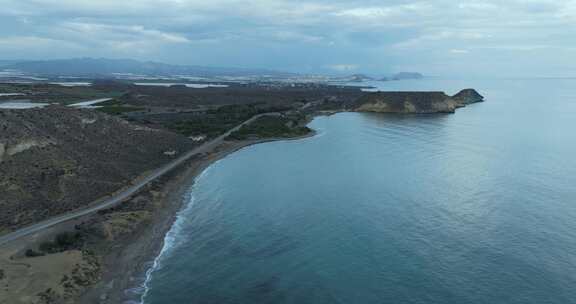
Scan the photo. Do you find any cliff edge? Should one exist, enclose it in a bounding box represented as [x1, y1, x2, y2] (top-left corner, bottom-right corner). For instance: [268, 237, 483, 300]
[355, 89, 484, 114]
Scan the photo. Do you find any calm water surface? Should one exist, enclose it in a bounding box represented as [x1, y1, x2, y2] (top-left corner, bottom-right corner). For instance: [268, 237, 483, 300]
[143, 78, 576, 304]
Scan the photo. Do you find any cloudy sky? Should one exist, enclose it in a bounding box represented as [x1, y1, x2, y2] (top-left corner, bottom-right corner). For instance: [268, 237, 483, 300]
[1, 0, 575, 76]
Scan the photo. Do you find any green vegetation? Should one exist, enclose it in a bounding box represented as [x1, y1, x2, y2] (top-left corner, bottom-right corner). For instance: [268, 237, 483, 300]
[39, 232, 83, 253]
[95, 98, 122, 106]
[0, 228, 9, 236]
[166, 103, 267, 138]
[24, 249, 45, 257]
[227, 115, 311, 140]
[27, 232, 85, 256]
[164, 103, 297, 139]
[170, 114, 251, 138]
[93, 98, 145, 115]
[37, 288, 58, 304]
[51, 86, 125, 105]
[206, 103, 290, 115]
[0, 83, 125, 105]
[97, 105, 144, 115]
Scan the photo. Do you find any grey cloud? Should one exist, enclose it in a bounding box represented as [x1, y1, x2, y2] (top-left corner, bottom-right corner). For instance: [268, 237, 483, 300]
[0, 0, 575, 76]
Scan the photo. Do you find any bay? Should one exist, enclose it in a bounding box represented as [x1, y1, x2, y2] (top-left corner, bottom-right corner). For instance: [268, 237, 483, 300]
[143, 77, 576, 304]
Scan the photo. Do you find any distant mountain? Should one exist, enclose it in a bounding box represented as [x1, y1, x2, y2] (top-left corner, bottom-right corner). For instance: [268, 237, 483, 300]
[331, 74, 375, 83]
[391, 72, 424, 80]
[349, 74, 375, 82]
[3, 58, 291, 77]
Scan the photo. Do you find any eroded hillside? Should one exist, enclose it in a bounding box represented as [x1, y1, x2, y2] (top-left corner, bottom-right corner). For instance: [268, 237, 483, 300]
[0, 106, 194, 234]
[355, 89, 484, 113]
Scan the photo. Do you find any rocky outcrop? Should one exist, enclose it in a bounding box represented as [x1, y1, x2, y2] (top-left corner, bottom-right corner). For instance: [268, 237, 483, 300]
[0, 106, 194, 233]
[4, 139, 55, 159]
[451, 88, 484, 105]
[355, 89, 483, 114]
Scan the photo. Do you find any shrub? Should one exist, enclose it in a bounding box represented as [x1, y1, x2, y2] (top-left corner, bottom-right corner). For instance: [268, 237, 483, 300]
[24, 249, 45, 257]
[37, 232, 84, 254]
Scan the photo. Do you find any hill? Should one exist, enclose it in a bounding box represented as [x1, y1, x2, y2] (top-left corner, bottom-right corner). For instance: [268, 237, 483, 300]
[3, 58, 290, 77]
[355, 89, 484, 113]
[0, 106, 194, 234]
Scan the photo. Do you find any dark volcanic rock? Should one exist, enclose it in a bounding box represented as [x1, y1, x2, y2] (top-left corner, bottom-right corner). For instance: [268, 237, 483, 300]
[0, 106, 194, 233]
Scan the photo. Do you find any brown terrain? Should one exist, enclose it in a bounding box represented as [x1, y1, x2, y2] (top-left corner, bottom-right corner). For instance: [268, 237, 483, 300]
[0, 106, 195, 234]
[0, 141, 255, 304]
[0, 82, 483, 304]
[355, 89, 484, 113]
[114, 83, 364, 109]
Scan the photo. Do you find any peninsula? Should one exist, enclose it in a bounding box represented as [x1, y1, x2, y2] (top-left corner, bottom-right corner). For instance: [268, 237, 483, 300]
[0, 81, 483, 304]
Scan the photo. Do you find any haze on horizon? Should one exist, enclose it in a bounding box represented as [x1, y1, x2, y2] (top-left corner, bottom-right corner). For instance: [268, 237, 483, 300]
[1, 0, 575, 77]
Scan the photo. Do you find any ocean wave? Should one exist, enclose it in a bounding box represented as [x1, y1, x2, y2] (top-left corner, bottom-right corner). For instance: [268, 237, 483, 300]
[138, 190, 198, 304]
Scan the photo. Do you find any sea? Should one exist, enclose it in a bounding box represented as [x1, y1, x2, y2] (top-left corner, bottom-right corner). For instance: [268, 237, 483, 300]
[138, 77, 576, 304]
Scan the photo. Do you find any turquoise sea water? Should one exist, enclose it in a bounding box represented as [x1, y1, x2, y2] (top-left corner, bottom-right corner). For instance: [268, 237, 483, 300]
[141, 78, 576, 304]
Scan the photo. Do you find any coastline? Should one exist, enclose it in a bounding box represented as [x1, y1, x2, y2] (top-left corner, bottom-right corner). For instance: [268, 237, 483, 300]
[86, 130, 318, 304]
[96, 104, 476, 303]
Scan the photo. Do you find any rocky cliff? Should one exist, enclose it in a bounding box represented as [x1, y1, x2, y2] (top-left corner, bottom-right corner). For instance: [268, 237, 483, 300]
[451, 88, 484, 105]
[0, 106, 194, 234]
[355, 89, 484, 114]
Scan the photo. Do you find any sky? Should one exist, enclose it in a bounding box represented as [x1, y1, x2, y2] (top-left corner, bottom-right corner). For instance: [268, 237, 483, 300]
[1, 0, 575, 76]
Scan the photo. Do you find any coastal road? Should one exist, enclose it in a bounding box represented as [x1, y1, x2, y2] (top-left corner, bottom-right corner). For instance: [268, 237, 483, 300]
[0, 113, 277, 246]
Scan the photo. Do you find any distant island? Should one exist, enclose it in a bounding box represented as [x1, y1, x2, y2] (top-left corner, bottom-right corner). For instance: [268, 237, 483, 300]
[379, 72, 424, 81]
[340, 72, 425, 83]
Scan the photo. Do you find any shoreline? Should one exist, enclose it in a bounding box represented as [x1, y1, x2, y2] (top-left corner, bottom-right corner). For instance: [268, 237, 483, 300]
[90, 130, 318, 304]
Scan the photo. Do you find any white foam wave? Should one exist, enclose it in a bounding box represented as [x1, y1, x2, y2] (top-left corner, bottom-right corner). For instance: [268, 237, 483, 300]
[138, 191, 197, 303]
[131, 144, 258, 303]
